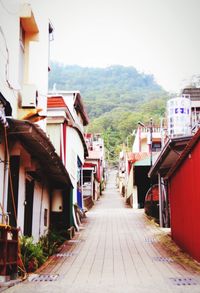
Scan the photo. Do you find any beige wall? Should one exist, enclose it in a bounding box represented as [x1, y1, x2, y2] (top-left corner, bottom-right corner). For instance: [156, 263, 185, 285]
[0, 1, 49, 130]
[0, 1, 20, 118]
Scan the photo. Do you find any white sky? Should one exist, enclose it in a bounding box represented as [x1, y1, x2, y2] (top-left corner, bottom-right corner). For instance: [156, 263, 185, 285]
[48, 0, 200, 93]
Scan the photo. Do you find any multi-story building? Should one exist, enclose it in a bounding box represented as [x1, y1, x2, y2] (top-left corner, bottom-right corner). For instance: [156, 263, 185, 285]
[0, 1, 72, 244]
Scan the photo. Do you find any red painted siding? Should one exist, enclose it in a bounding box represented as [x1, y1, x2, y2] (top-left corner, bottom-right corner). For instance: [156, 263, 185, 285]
[169, 140, 200, 262]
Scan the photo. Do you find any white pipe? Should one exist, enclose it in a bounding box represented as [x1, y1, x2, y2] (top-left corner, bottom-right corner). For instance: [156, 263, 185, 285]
[2, 129, 9, 224]
[158, 173, 163, 227]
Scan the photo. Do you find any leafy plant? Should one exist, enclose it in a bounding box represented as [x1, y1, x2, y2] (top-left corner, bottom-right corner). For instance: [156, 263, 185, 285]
[19, 230, 66, 273]
[20, 236, 46, 273]
[39, 229, 66, 257]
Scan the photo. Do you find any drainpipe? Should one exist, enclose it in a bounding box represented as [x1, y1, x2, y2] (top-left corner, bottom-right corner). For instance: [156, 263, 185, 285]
[1, 109, 9, 224]
[81, 166, 84, 209]
[2, 148, 9, 223]
[158, 173, 163, 227]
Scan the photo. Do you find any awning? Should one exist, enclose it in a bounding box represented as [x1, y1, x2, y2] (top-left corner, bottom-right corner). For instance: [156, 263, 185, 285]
[134, 154, 158, 167]
[7, 119, 72, 188]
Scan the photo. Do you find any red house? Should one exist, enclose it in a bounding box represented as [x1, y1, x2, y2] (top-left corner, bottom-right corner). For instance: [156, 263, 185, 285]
[166, 128, 200, 262]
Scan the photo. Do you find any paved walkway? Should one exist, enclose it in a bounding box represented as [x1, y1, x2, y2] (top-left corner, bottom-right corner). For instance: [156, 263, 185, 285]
[5, 170, 200, 293]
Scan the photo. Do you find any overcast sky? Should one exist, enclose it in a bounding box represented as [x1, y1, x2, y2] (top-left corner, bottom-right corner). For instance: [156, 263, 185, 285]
[48, 0, 200, 92]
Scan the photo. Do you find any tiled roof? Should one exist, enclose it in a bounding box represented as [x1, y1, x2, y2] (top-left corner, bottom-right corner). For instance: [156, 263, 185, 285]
[47, 96, 67, 108]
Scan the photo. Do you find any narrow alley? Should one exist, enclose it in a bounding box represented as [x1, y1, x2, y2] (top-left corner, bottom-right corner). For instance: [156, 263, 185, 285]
[5, 170, 200, 293]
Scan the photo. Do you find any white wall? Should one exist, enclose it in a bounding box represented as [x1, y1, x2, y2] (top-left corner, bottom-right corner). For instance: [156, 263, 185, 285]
[133, 186, 138, 209]
[0, 1, 49, 130]
[46, 123, 61, 156]
[32, 182, 50, 242]
[66, 126, 84, 203]
[28, 1, 49, 130]
[0, 1, 20, 118]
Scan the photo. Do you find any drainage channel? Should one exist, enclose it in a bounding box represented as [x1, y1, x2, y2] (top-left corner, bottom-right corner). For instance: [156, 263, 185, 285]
[169, 277, 199, 286]
[152, 256, 174, 263]
[144, 237, 157, 243]
[28, 274, 60, 282]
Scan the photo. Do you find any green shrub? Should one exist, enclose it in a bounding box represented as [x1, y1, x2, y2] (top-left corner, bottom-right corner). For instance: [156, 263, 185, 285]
[19, 230, 66, 273]
[39, 229, 65, 257]
[20, 236, 47, 273]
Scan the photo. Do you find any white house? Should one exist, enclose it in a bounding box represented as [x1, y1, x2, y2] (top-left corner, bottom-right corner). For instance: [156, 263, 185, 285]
[47, 92, 89, 229]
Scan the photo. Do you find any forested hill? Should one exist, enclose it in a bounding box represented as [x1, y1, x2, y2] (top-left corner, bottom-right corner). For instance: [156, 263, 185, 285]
[49, 62, 169, 162]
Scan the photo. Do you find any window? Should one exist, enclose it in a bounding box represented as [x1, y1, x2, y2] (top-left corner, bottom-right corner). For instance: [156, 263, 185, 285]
[152, 142, 161, 152]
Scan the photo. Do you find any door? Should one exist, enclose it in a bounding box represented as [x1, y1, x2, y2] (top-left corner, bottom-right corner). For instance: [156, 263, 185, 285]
[7, 156, 20, 227]
[24, 178, 34, 237]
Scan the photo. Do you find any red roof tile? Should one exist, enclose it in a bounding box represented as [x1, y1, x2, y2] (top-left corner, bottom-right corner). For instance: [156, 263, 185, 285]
[47, 96, 67, 108]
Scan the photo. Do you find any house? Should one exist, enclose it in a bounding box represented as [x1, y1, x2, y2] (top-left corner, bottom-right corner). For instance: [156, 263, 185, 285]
[148, 135, 192, 227]
[0, 1, 74, 244]
[47, 92, 89, 228]
[1, 118, 73, 240]
[148, 90, 200, 227]
[182, 88, 200, 131]
[125, 124, 162, 208]
[166, 128, 200, 262]
[83, 133, 106, 209]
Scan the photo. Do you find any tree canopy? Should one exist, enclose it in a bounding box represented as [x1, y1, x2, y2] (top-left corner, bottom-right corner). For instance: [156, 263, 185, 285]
[49, 62, 169, 163]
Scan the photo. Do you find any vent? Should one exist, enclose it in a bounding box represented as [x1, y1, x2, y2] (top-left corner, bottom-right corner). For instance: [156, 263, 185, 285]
[169, 277, 198, 286]
[152, 256, 174, 263]
[144, 238, 156, 243]
[28, 274, 59, 282]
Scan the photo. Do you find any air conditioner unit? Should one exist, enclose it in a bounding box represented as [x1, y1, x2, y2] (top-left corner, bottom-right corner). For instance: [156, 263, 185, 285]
[21, 84, 37, 108]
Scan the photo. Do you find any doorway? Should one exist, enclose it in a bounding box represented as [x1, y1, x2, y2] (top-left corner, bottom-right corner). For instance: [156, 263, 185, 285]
[24, 178, 34, 237]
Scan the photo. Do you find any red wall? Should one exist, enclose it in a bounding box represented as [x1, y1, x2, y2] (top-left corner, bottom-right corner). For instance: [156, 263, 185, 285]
[169, 141, 200, 262]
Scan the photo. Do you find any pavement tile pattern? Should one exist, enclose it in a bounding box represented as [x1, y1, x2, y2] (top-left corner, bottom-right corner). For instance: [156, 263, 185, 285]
[5, 170, 200, 293]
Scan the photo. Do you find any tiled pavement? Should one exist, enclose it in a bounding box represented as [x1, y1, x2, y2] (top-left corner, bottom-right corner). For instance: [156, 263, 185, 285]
[5, 170, 200, 293]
